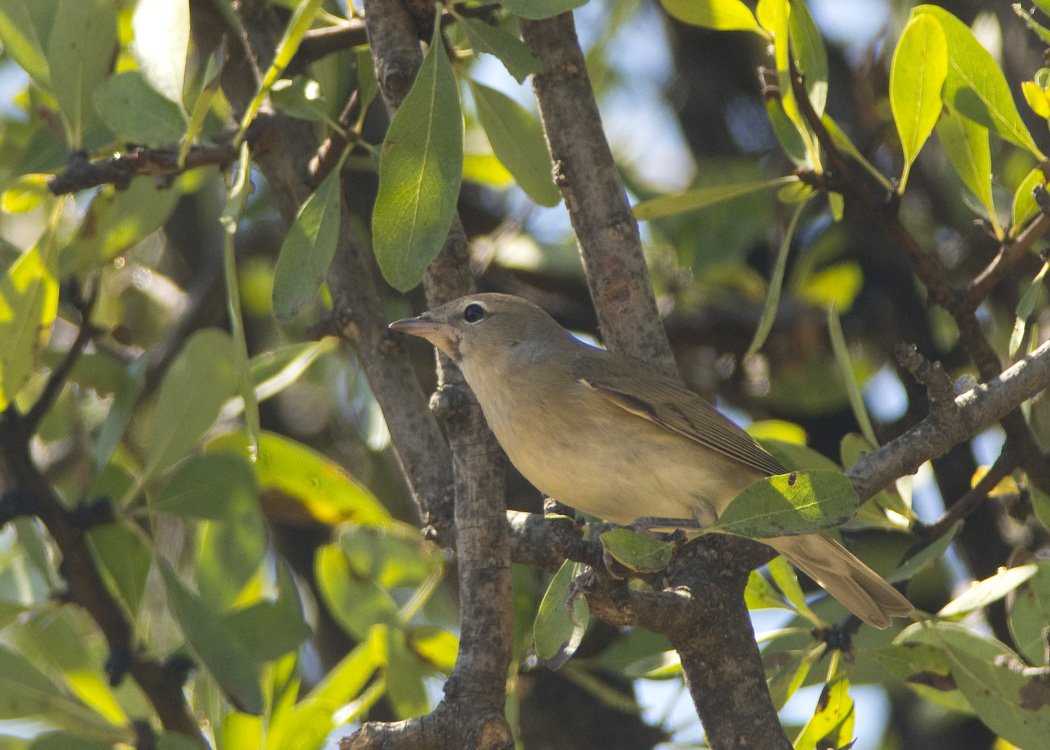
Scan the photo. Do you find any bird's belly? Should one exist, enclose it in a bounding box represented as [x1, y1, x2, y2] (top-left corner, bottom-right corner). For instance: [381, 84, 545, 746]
[490, 403, 763, 527]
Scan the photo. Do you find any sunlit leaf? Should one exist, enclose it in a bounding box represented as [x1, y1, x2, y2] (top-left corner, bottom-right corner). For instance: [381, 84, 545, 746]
[0, 245, 58, 410]
[382, 625, 430, 718]
[938, 565, 1039, 617]
[793, 677, 854, 750]
[407, 625, 459, 673]
[1012, 167, 1046, 236]
[891, 14, 948, 190]
[373, 13, 462, 291]
[659, 0, 761, 32]
[131, 0, 189, 108]
[913, 5, 1043, 158]
[712, 470, 859, 539]
[208, 430, 390, 526]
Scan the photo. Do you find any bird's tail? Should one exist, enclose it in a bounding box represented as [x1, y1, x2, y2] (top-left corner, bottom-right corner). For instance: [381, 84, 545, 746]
[765, 533, 913, 629]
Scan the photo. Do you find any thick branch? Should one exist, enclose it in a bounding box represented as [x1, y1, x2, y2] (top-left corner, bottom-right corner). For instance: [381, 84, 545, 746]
[521, 12, 790, 750]
[520, 13, 675, 378]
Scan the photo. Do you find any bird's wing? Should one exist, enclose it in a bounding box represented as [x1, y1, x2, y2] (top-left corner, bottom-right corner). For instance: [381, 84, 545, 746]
[572, 350, 788, 477]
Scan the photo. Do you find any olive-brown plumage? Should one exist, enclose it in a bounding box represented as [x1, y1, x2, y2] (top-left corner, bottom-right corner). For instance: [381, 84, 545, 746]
[391, 293, 913, 628]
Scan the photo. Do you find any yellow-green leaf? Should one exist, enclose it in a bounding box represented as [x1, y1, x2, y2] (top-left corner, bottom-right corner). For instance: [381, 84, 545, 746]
[0, 245, 58, 410]
[659, 0, 761, 32]
[913, 5, 1044, 158]
[891, 14, 948, 190]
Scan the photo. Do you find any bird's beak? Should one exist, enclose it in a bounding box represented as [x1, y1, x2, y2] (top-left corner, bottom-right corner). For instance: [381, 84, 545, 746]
[389, 313, 461, 361]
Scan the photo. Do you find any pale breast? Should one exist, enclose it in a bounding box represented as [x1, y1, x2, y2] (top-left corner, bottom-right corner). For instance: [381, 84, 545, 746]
[473, 373, 764, 527]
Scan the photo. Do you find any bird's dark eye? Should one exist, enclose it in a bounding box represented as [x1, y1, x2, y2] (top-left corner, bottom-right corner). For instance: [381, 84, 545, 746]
[463, 302, 486, 323]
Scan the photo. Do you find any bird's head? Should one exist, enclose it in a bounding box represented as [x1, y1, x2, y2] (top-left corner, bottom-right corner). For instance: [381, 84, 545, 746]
[389, 293, 574, 367]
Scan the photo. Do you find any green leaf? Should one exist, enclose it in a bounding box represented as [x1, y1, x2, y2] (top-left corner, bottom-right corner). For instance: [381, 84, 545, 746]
[923, 622, 1050, 750]
[307, 633, 380, 710]
[659, 0, 761, 32]
[745, 196, 807, 358]
[936, 106, 997, 227]
[534, 560, 588, 668]
[888, 520, 960, 584]
[599, 529, 673, 573]
[87, 521, 152, 617]
[793, 677, 854, 750]
[468, 79, 559, 207]
[46, 0, 117, 147]
[92, 358, 146, 477]
[159, 559, 264, 714]
[223, 562, 311, 662]
[234, 0, 325, 142]
[890, 14, 948, 190]
[143, 329, 239, 482]
[765, 95, 810, 168]
[1, 173, 50, 214]
[407, 625, 459, 673]
[382, 625, 431, 719]
[338, 523, 444, 588]
[0, 0, 56, 88]
[373, 18, 463, 291]
[912, 5, 1043, 158]
[632, 176, 797, 221]
[1008, 560, 1050, 666]
[93, 70, 187, 144]
[0, 645, 123, 738]
[500, 0, 588, 21]
[1016, 4, 1050, 46]
[766, 647, 819, 711]
[0, 244, 58, 411]
[208, 430, 391, 526]
[271, 163, 343, 321]
[64, 175, 184, 275]
[151, 452, 258, 519]
[766, 553, 818, 620]
[457, 16, 542, 84]
[1012, 167, 1046, 234]
[788, 0, 827, 118]
[131, 0, 189, 109]
[757, 437, 842, 473]
[744, 569, 790, 610]
[196, 513, 267, 609]
[938, 564, 1039, 617]
[316, 544, 399, 640]
[875, 634, 972, 713]
[828, 301, 878, 446]
[711, 470, 859, 538]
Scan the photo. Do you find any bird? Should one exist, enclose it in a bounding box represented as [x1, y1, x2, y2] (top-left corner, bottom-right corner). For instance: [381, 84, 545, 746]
[390, 293, 913, 628]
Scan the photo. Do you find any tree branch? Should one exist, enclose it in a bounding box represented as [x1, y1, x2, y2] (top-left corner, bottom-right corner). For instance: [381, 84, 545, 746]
[848, 337, 1050, 501]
